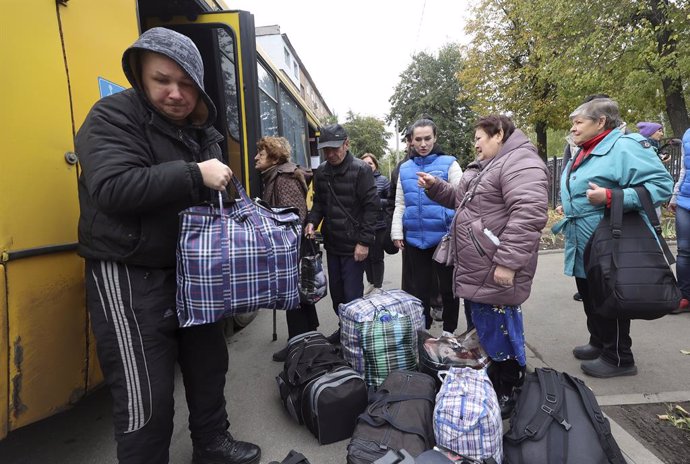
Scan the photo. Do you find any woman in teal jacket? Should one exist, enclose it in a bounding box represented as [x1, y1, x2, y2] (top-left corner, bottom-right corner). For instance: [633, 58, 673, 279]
[553, 97, 673, 378]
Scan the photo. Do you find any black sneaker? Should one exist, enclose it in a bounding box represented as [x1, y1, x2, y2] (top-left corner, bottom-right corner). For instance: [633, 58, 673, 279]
[272, 344, 289, 362]
[193, 431, 260, 464]
[573, 292, 582, 301]
[325, 329, 340, 345]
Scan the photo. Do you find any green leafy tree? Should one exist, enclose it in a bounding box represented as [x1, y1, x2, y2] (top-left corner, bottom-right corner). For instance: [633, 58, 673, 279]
[342, 111, 391, 158]
[387, 44, 477, 167]
[461, 0, 690, 155]
[321, 113, 338, 125]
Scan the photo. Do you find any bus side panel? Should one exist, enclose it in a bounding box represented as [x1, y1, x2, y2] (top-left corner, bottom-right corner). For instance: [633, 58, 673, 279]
[57, 0, 140, 392]
[0, 2, 76, 251]
[0, 2, 87, 434]
[7, 255, 85, 432]
[0, 265, 8, 440]
[58, 0, 139, 129]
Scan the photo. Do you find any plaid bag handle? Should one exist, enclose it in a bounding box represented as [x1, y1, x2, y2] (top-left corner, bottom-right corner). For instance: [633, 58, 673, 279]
[217, 176, 261, 224]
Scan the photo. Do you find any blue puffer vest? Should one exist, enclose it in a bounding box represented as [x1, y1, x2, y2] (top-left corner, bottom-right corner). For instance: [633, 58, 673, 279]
[400, 154, 455, 249]
[678, 129, 690, 211]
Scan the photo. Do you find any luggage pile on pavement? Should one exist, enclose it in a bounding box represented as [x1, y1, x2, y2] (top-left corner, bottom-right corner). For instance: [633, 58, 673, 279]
[275, 290, 626, 464]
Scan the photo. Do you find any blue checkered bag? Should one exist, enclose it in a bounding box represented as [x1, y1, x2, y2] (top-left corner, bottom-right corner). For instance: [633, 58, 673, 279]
[339, 290, 425, 381]
[434, 367, 503, 463]
[176, 176, 301, 327]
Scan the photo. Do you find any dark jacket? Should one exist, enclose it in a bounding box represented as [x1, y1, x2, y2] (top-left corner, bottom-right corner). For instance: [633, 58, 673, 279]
[307, 152, 379, 255]
[260, 161, 309, 224]
[373, 170, 391, 230]
[76, 28, 223, 268]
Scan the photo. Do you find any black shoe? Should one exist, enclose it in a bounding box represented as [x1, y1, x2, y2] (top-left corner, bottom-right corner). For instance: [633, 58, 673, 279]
[325, 329, 340, 345]
[572, 343, 602, 360]
[498, 394, 516, 419]
[193, 431, 260, 464]
[573, 292, 582, 301]
[272, 344, 289, 362]
[580, 357, 638, 378]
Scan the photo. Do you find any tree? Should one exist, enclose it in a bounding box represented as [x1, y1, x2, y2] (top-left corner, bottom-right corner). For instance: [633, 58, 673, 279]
[342, 111, 391, 158]
[461, 0, 690, 155]
[387, 44, 477, 167]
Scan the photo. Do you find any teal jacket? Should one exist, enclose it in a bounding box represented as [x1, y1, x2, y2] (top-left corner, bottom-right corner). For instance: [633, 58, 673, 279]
[553, 129, 673, 278]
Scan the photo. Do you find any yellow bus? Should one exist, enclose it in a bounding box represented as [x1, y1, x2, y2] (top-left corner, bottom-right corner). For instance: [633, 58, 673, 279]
[0, 0, 321, 440]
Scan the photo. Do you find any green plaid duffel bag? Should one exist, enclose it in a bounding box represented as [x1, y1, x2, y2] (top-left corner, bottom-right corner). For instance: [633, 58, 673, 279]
[340, 290, 425, 388]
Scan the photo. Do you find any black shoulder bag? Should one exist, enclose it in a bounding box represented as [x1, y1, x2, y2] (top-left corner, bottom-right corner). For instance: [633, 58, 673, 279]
[583, 186, 681, 320]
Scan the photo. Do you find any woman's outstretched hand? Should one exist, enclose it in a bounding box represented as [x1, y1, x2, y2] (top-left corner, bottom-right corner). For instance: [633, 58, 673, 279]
[416, 172, 436, 189]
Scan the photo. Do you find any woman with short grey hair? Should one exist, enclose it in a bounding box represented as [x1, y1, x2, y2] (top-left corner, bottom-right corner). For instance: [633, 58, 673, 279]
[553, 97, 673, 378]
[569, 98, 623, 131]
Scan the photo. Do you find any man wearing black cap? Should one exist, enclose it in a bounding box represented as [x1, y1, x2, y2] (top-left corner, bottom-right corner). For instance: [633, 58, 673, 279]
[305, 124, 380, 342]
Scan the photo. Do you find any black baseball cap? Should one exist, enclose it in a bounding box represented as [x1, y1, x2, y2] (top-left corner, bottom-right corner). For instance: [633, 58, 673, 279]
[318, 124, 348, 149]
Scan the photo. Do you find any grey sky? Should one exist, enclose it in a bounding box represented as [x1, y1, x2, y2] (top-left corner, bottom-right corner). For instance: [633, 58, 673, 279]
[227, 0, 471, 138]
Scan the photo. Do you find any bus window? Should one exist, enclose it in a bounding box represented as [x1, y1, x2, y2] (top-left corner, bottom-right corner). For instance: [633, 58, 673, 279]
[258, 62, 279, 136]
[217, 29, 240, 142]
[279, 87, 308, 168]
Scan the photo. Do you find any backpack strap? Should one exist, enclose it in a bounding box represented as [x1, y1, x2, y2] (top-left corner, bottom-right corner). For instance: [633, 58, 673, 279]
[518, 368, 570, 441]
[633, 185, 676, 264]
[358, 392, 436, 448]
[563, 373, 627, 464]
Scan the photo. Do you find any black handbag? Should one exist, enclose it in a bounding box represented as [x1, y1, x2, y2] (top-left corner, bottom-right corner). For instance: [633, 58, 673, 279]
[583, 186, 681, 320]
[298, 238, 328, 304]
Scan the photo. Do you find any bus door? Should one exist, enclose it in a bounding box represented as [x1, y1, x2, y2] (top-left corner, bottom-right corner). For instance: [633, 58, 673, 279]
[145, 11, 262, 196]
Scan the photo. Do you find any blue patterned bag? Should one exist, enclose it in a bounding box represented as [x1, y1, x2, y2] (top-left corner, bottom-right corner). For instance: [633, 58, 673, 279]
[176, 176, 301, 327]
[434, 367, 503, 463]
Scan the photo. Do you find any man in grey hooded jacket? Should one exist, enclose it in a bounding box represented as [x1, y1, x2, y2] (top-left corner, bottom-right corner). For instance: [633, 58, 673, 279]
[76, 28, 260, 464]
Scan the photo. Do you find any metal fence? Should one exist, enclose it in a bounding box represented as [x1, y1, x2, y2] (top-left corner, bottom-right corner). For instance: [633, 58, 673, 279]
[546, 142, 683, 207]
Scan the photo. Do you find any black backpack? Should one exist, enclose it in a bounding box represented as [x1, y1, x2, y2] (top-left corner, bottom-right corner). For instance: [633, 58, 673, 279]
[503, 368, 626, 464]
[347, 370, 437, 464]
[584, 186, 681, 320]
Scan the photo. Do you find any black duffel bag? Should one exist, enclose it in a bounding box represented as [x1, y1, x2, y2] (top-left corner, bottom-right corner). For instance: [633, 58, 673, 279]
[347, 370, 436, 464]
[583, 186, 681, 320]
[276, 331, 350, 424]
[504, 368, 626, 464]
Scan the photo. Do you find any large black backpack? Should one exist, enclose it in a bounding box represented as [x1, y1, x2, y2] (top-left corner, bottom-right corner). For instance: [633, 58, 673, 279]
[503, 368, 626, 464]
[347, 370, 437, 464]
[583, 186, 681, 320]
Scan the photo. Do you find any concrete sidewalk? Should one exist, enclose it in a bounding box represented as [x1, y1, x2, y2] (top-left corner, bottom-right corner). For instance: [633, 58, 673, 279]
[1, 248, 687, 463]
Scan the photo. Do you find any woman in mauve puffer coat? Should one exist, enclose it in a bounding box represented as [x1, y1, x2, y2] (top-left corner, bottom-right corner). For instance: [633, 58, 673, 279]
[419, 114, 548, 418]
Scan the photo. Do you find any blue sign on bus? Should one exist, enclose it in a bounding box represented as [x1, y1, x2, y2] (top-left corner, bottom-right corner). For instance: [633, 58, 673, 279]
[98, 77, 126, 98]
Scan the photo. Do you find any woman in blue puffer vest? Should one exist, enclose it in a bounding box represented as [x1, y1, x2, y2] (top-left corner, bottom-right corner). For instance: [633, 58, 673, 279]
[669, 127, 690, 313]
[391, 118, 462, 333]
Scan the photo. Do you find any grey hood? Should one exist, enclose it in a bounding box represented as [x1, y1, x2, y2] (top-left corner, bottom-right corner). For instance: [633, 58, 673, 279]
[122, 27, 217, 127]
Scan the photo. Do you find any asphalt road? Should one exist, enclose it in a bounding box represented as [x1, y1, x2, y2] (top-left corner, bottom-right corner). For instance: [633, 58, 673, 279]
[1, 250, 688, 463]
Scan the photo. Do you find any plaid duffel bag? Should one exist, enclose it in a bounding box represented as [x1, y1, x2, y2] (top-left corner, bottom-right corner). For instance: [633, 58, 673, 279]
[434, 367, 503, 463]
[340, 290, 425, 387]
[176, 176, 301, 327]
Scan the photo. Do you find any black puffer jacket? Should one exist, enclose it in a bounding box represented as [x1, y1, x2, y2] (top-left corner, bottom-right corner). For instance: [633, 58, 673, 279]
[76, 28, 224, 268]
[307, 152, 379, 255]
